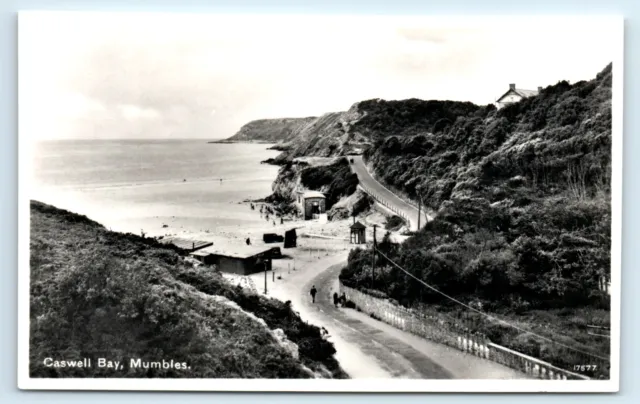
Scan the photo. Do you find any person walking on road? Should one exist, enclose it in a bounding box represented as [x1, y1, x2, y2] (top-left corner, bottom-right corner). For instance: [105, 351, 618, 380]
[333, 292, 339, 308]
[310, 285, 317, 303]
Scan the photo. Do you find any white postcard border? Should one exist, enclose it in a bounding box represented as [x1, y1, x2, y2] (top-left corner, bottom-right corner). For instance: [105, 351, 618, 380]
[16, 12, 624, 393]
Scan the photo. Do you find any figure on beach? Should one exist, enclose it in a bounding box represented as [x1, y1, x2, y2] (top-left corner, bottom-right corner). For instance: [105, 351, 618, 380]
[246, 237, 251, 245]
[280, 217, 284, 225]
[333, 292, 339, 308]
[310, 285, 317, 303]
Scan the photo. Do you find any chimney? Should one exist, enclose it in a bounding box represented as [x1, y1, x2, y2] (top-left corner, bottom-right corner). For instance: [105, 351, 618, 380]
[537, 86, 543, 93]
[509, 83, 516, 91]
[353, 216, 356, 224]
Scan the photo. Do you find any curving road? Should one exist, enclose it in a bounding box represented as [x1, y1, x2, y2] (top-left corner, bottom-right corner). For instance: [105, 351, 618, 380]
[348, 155, 430, 231]
[280, 254, 527, 379]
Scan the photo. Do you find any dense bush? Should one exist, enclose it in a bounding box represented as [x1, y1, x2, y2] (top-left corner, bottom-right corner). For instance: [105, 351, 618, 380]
[385, 215, 406, 231]
[351, 193, 373, 217]
[300, 158, 359, 208]
[340, 64, 613, 374]
[29, 201, 347, 379]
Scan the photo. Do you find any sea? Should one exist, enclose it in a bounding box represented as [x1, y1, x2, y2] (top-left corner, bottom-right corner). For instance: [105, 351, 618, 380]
[31, 139, 281, 237]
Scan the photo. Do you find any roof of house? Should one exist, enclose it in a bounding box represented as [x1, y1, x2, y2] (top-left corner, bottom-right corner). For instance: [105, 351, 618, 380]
[189, 244, 274, 259]
[496, 88, 539, 103]
[160, 237, 213, 250]
[350, 221, 366, 230]
[515, 89, 539, 98]
[302, 190, 325, 199]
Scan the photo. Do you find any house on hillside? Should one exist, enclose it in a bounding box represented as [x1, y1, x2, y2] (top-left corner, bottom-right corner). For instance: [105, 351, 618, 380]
[295, 189, 326, 220]
[495, 83, 543, 109]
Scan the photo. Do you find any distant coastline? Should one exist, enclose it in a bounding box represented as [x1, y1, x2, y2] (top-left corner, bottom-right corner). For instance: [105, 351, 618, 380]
[208, 139, 276, 144]
[208, 139, 289, 153]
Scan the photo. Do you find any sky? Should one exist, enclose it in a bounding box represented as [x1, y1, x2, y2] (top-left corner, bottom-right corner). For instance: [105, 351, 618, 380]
[19, 13, 621, 140]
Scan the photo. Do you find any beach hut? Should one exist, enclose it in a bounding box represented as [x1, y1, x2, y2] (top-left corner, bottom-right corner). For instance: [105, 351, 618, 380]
[284, 228, 297, 248]
[188, 245, 273, 275]
[350, 220, 366, 244]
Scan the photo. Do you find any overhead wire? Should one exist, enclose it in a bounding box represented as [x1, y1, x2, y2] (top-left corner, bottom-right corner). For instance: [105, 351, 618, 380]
[375, 249, 609, 361]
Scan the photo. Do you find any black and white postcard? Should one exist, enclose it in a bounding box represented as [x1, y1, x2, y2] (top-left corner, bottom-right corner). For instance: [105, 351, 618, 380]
[18, 12, 623, 392]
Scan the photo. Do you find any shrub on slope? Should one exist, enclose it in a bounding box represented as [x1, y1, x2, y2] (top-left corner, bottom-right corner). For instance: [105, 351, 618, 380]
[299, 157, 358, 209]
[339, 65, 613, 377]
[343, 64, 612, 311]
[30, 201, 346, 378]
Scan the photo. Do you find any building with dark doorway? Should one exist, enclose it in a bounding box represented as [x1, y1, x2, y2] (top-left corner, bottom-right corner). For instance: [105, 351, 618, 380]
[296, 190, 326, 220]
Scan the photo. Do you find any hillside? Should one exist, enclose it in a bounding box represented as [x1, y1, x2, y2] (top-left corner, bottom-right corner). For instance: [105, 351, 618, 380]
[339, 64, 613, 378]
[217, 117, 317, 144]
[29, 201, 347, 379]
[261, 99, 485, 165]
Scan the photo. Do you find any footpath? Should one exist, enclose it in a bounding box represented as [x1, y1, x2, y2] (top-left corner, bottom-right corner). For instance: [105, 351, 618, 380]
[261, 253, 527, 379]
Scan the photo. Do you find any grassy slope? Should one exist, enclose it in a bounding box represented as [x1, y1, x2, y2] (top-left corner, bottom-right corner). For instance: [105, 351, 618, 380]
[30, 201, 347, 378]
[339, 65, 612, 378]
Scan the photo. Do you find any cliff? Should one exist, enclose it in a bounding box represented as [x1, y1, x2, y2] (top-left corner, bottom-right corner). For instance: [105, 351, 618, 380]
[29, 201, 347, 379]
[218, 117, 317, 144]
[221, 102, 374, 159]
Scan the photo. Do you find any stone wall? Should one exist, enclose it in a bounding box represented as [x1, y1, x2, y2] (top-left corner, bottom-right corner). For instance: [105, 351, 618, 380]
[339, 283, 590, 380]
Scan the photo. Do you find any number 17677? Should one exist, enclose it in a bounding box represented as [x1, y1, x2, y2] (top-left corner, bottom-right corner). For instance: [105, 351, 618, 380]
[574, 365, 597, 372]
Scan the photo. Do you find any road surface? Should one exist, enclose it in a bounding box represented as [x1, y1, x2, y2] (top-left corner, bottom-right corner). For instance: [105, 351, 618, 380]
[270, 253, 527, 379]
[348, 155, 430, 231]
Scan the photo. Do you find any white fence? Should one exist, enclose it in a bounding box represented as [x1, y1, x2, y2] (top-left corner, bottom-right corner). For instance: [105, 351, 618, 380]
[340, 283, 592, 380]
[358, 184, 413, 230]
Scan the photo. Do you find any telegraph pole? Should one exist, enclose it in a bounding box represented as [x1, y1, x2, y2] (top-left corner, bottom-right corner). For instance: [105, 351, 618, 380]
[264, 261, 268, 294]
[371, 224, 378, 289]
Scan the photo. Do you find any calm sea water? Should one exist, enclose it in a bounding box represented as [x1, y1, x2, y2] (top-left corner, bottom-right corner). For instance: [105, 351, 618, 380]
[31, 139, 281, 235]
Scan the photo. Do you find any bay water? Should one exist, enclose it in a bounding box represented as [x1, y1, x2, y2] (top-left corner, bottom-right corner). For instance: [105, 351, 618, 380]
[31, 139, 281, 237]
